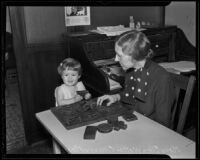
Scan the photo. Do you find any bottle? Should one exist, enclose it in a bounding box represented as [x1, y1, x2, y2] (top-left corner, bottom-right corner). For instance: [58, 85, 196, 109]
[129, 16, 135, 29]
[136, 21, 141, 30]
[141, 21, 146, 27]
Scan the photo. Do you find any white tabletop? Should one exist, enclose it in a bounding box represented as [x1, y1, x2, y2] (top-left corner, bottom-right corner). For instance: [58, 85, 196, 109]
[36, 110, 195, 158]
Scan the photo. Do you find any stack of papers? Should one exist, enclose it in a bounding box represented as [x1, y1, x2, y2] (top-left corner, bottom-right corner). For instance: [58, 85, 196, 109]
[97, 25, 131, 36]
[91, 25, 146, 36]
[159, 61, 196, 74]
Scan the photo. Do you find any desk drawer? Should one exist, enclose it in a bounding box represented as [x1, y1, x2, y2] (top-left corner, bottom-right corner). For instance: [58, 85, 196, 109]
[148, 33, 171, 57]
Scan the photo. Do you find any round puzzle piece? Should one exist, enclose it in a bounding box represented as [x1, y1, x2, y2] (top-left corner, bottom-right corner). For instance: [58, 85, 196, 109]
[97, 123, 113, 133]
[118, 121, 127, 130]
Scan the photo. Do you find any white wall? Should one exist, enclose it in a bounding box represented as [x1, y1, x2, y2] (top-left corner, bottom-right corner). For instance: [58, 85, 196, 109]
[165, 1, 196, 46]
[6, 7, 11, 33]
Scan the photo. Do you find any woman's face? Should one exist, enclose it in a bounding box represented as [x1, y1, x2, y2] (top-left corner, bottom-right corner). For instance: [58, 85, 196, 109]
[61, 68, 80, 86]
[115, 45, 136, 70]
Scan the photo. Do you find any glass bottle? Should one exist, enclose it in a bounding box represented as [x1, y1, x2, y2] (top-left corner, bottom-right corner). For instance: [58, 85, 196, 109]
[129, 16, 135, 29]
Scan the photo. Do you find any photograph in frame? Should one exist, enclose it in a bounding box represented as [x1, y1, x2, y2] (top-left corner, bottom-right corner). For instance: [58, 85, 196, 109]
[65, 6, 90, 26]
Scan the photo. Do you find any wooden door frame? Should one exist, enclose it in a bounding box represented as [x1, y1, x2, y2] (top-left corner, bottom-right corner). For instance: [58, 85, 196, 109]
[9, 6, 37, 144]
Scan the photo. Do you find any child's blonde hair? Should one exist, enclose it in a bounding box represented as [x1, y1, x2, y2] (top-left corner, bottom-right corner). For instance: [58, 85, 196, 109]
[57, 58, 82, 75]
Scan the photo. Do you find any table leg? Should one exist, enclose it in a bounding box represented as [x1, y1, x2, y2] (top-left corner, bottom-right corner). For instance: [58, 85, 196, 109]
[52, 139, 61, 154]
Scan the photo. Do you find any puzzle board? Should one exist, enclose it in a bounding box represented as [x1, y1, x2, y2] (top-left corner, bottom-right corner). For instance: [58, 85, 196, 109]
[51, 98, 129, 130]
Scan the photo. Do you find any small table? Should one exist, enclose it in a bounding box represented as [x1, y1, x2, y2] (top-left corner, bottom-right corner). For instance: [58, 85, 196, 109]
[36, 110, 195, 158]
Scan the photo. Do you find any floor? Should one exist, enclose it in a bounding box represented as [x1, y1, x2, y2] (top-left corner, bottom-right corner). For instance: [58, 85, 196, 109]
[5, 69, 196, 154]
[6, 80, 27, 152]
[5, 69, 53, 154]
[7, 139, 53, 154]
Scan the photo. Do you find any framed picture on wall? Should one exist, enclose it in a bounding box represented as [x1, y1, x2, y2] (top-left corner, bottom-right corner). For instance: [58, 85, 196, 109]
[65, 6, 91, 26]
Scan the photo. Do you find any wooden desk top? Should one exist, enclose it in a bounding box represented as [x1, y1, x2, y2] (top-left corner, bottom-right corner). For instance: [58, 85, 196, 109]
[36, 110, 195, 158]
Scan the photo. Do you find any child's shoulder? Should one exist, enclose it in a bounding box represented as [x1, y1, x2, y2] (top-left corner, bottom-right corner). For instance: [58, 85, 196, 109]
[55, 84, 66, 91]
[56, 84, 63, 89]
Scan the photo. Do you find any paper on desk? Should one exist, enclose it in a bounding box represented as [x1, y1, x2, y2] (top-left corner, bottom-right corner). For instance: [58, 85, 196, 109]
[164, 68, 181, 74]
[159, 61, 196, 73]
[91, 25, 146, 36]
[94, 58, 116, 66]
[109, 65, 125, 76]
[108, 78, 122, 90]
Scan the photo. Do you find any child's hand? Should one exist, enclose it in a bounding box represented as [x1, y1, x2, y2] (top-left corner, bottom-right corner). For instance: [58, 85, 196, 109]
[75, 94, 83, 102]
[84, 93, 91, 100]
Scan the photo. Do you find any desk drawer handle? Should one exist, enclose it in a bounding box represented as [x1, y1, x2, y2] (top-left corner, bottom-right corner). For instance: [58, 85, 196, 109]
[155, 44, 159, 48]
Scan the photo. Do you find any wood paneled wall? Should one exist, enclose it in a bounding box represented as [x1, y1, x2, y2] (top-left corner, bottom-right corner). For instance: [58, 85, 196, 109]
[22, 6, 163, 44]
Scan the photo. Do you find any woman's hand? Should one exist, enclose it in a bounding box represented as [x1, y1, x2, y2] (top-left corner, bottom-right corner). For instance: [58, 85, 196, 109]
[97, 94, 120, 106]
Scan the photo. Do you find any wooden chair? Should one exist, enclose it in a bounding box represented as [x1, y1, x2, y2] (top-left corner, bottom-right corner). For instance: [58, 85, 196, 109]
[170, 73, 196, 134]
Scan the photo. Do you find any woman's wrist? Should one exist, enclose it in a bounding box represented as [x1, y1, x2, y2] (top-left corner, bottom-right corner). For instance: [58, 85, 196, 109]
[114, 94, 120, 101]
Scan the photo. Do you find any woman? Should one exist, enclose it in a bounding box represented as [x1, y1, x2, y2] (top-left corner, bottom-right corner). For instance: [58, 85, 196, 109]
[97, 30, 175, 128]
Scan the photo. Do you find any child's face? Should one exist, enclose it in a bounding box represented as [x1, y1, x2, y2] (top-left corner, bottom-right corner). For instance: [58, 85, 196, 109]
[61, 68, 80, 86]
[115, 45, 135, 70]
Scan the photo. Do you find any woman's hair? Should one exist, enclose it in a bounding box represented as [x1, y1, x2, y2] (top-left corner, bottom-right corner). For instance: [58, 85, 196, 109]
[57, 58, 82, 75]
[115, 30, 154, 60]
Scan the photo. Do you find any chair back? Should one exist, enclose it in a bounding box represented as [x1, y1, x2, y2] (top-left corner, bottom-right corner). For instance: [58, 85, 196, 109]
[170, 73, 196, 134]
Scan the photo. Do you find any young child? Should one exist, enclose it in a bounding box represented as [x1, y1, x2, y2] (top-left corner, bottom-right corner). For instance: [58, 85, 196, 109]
[55, 58, 91, 106]
[53, 58, 91, 153]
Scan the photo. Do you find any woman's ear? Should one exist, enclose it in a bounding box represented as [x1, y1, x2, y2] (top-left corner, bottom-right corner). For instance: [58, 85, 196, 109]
[146, 49, 154, 59]
[129, 55, 136, 63]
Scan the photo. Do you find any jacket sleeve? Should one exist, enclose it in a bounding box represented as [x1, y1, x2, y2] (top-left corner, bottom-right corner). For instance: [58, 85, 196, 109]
[154, 74, 175, 127]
